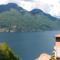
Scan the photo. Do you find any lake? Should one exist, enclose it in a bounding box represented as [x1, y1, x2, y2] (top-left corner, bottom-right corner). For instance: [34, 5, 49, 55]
[0, 31, 59, 60]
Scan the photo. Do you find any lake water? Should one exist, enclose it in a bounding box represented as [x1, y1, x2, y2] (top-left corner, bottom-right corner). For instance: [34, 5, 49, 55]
[0, 31, 60, 60]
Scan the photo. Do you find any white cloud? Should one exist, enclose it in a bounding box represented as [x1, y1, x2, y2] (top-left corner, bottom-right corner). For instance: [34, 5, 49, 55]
[16, 1, 33, 11]
[49, 4, 60, 16]
[14, 0, 60, 17]
[0, 0, 9, 4]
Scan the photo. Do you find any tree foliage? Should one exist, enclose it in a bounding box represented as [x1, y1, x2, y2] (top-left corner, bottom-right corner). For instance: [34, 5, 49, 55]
[0, 43, 20, 60]
[0, 9, 60, 32]
[50, 54, 56, 60]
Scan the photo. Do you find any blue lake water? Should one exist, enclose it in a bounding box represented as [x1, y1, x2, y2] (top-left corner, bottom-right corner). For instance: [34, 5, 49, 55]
[0, 31, 59, 60]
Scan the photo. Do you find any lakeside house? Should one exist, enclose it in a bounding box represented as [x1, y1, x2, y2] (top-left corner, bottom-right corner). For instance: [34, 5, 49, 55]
[55, 34, 60, 60]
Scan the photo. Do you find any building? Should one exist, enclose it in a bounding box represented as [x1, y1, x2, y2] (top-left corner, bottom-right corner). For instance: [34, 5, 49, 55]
[55, 34, 60, 60]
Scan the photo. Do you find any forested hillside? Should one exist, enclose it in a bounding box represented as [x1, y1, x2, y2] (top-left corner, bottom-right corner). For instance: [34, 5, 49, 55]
[0, 3, 60, 32]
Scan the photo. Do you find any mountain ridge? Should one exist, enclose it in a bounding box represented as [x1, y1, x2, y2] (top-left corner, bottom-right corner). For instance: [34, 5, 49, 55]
[0, 3, 27, 13]
[0, 3, 59, 32]
[0, 3, 58, 20]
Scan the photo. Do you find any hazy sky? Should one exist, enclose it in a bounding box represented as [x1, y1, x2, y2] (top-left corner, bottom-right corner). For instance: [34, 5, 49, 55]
[0, 0, 60, 17]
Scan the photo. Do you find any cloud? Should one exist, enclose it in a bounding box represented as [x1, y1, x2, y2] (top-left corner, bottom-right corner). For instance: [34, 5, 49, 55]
[16, 1, 33, 11]
[22, 0, 60, 17]
[14, 0, 50, 11]
[49, 4, 60, 17]
[15, 0, 60, 17]
[0, 0, 9, 4]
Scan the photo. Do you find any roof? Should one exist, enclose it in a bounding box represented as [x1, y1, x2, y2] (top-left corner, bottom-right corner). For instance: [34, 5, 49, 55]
[55, 34, 60, 37]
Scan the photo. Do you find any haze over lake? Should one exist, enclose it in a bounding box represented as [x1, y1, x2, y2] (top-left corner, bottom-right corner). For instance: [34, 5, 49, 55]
[0, 31, 59, 60]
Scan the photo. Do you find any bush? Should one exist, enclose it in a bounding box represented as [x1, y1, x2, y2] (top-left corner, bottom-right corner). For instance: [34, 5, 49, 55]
[0, 43, 20, 60]
[50, 54, 56, 60]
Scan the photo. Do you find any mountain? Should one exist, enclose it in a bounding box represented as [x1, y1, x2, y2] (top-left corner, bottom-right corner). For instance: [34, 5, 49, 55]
[30, 8, 58, 21]
[0, 3, 27, 13]
[30, 9, 45, 15]
[0, 3, 60, 32]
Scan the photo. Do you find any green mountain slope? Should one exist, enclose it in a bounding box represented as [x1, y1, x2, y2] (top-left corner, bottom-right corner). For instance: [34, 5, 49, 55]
[0, 8, 60, 32]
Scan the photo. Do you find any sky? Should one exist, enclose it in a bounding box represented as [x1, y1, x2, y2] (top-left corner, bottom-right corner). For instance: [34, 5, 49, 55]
[0, 0, 60, 18]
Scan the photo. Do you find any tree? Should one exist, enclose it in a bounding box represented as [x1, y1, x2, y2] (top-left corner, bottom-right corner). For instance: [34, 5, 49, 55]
[0, 43, 21, 60]
[49, 53, 56, 60]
